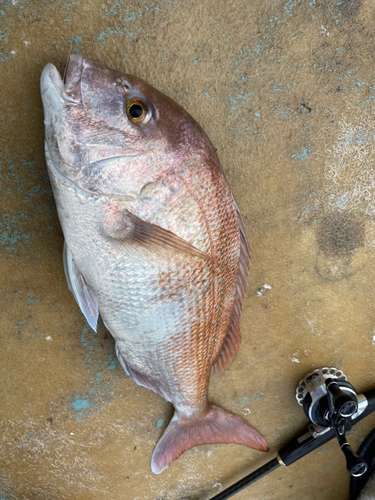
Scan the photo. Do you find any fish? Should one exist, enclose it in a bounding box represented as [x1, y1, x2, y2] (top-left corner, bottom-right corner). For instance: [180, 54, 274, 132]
[40, 54, 268, 474]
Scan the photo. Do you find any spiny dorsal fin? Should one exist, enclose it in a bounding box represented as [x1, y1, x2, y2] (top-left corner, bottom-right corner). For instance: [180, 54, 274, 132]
[211, 204, 251, 375]
[101, 208, 212, 261]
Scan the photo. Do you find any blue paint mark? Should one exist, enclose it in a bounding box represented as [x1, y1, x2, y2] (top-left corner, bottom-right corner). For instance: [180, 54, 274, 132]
[106, 360, 118, 370]
[0, 28, 10, 41]
[97, 27, 124, 41]
[341, 129, 371, 146]
[68, 35, 82, 54]
[0, 485, 13, 500]
[255, 111, 260, 117]
[292, 146, 314, 161]
[242, 397, 249, 404]
[156, 419, 164, 428]
[228, 90, 257, 117]
[301, 205, 323, 213]
[80, 323, 94, 351]
[0, 213, 31, 253]
[285, 0, 301, 15]
[70, 395, 92, 419]
[334, 194, 350, 207]
[69, 35, 82, 43]
[70, 321, 120, 419]
[23, 184, 40, 204]
[72, 397, 90, 411]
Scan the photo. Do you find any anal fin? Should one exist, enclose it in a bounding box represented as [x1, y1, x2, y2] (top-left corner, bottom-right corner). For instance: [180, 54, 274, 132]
[115, 346, 168, 401]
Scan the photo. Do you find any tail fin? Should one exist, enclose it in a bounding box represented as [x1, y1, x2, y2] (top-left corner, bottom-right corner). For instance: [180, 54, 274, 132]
[151, 404, 268, 474]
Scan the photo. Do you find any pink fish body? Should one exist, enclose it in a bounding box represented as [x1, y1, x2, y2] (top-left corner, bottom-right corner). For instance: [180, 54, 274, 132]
[40, 55, 267, 473]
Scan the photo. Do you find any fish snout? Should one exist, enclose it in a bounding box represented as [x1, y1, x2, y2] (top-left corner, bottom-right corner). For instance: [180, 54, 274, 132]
[40, 63, 64, 97]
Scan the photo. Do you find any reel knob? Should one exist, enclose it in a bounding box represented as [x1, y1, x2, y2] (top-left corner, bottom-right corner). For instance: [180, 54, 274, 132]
[341, 444, 368, 477]
[326, 378, 358, 418]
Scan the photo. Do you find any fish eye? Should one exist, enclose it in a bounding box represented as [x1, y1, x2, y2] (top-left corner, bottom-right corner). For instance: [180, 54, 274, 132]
[126, 98, 149, 124]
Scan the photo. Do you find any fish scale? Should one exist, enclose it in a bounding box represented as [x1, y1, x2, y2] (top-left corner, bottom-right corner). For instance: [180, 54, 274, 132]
[41, 54, 268, 474]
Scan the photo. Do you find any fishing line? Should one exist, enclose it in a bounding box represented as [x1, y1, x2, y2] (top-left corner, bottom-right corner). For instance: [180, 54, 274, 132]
[62, 2, 80, 83]
[62, 45, 73, 84]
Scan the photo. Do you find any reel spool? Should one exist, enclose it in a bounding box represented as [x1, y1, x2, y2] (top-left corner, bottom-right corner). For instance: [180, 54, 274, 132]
[295, 367, 367, 477]
[296, 367, 357, 426]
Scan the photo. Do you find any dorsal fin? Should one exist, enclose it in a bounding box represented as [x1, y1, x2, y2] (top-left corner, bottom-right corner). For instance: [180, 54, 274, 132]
[211, 204, 251, 375]
[63, 242, 99, 332]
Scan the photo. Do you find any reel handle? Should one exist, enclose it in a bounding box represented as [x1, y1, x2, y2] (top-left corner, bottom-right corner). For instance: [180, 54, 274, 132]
[341, 443, 368, 477]
[325, 378, 368, 478]
[326, 378, 358, 418]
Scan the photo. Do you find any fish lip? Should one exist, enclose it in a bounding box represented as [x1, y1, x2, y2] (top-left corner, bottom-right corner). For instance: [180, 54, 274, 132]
[63, 54, 84, 101]
[40, 54, 84, 103]
[40, 62, 65, 98]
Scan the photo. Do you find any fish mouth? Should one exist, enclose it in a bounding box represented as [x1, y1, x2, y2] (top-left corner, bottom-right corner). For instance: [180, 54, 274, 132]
[41, 54, 84, 103]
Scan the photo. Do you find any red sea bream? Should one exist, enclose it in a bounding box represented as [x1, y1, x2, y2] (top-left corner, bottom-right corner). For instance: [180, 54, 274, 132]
[40, 54, 268, 473]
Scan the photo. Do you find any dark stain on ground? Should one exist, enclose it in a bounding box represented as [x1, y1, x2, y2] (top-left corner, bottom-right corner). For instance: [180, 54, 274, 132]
[317, 0, 361, 26]
[300, 103, 312, 115]
[336, 0, 361, 18]
[317, 212, 365, 257]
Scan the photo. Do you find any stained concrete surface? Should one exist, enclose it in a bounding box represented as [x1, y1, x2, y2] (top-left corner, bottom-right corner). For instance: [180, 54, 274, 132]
[1, 0, 375, 499]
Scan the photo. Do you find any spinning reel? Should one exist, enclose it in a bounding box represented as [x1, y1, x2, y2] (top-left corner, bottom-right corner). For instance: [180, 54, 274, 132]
[296, 367, 367, 477]
[212, 367, 375, 500]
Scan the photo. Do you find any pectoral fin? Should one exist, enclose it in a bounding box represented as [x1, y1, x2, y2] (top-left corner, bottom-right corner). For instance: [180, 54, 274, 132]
[63, 242, 99, 331]
[101, 208, 212, 261]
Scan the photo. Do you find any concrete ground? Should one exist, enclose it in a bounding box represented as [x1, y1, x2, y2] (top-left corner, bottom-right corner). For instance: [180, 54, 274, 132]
[1, 0, 375, 499]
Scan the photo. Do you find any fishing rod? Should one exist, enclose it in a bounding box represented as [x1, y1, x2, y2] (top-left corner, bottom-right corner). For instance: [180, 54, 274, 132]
[210, 367, 375, 500]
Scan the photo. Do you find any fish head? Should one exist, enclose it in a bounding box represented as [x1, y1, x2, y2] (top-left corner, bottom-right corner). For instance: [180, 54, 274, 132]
[41, 54, 213, 197]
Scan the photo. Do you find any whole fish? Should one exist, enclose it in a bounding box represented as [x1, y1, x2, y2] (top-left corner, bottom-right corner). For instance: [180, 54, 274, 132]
[40, 54, 268, 473]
